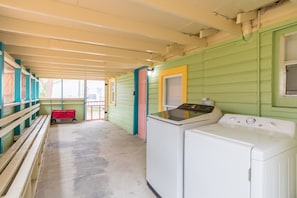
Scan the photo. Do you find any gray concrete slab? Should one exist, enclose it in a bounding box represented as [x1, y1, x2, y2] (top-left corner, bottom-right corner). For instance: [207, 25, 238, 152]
[35, 121, 155, 198]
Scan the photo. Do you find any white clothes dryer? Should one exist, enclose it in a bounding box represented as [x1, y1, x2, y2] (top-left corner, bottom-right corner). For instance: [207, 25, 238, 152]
[184, 114, 297, 198]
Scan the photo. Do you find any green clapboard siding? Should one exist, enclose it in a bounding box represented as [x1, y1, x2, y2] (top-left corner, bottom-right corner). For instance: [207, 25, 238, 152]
[110, 17, 297, 132]
[259, 19, 297, 122]
[147, 35, 259, 116]
[108, 73, 134, 134]
[39, 99, 84, 121]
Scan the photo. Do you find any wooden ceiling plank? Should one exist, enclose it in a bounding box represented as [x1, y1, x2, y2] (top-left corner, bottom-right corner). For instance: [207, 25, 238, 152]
[6, 46, 152, 66]
[23, 62, 133, 71]
[0, 0, 206, 46]
[0, 15, 166, 53]
[131, 0, 242, 35]
[0, 32, 164, 62]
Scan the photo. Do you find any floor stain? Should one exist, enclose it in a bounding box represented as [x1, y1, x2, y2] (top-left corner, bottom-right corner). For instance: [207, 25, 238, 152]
[35, 121, 154, 198]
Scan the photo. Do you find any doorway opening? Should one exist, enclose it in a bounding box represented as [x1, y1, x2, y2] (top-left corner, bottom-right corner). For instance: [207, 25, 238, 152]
[85, 80, 105, 120]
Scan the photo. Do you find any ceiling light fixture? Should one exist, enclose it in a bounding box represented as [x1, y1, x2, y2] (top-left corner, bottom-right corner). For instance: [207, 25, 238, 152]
[147, 67, 154, 76]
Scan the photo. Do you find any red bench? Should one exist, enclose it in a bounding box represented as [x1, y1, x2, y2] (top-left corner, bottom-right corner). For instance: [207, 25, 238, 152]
[51, 109, 77, 124]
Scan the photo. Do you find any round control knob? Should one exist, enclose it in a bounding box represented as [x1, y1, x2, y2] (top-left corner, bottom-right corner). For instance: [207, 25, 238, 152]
[229, 117, 236, 121]
[268, 122, 276, 128]
[246, 117, 256, 124]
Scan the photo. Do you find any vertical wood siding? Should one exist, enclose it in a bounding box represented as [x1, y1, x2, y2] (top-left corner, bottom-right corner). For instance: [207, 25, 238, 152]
[39, 99, 84, 122]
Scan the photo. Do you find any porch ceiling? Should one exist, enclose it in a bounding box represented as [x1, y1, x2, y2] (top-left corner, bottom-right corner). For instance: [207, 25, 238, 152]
[0, 0, 294, 80]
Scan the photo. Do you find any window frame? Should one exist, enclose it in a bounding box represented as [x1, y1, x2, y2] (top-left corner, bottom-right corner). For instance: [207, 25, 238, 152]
[273, 25, 297, 108]
[163, 74, 183, 110]
[158, 65, 187, 111]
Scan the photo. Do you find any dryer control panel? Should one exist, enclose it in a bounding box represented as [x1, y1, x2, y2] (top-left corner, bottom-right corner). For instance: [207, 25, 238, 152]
[219, 114, 296, 137]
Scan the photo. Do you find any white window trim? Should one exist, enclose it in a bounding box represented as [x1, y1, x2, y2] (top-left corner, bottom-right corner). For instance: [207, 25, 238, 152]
[162, 74, 182, 110]
[280, 31, 297, 97]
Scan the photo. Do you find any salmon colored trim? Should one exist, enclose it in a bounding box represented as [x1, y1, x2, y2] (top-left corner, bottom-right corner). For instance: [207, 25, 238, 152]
[158, 65, 187, 111]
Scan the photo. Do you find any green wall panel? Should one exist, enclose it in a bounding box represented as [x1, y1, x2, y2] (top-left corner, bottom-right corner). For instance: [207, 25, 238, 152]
[259, 19, 297, 121]
[39, 99, 84, 122]
[108, 73, 134, 134]
[109, 17, 297, 131]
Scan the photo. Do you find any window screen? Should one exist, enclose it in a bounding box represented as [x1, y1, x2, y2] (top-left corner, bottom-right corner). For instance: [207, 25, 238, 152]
[63, 79, 84, 98]
[164, 75, 182, 109]
[284, 32, 297, 96]
[22, 73, 26, 100]
[286, 64, 297, 95]
[4, 62, 15, 104]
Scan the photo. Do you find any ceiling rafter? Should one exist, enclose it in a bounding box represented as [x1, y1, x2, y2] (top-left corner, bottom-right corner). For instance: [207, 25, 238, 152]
[0, 0, 293, 80]
[27, 64, 131, 73]
[130, 0, 242, 35]
[0, 0, 206, 46]
[33, 71, 115, 80]
[7, 46, 153, 66]
[0, 32, 164, 63]
[0, 15, 166, 53]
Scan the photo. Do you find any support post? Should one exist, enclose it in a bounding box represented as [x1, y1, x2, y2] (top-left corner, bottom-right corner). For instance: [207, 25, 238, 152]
[31, 74, 36, 120]
[14, 59, 22, 136]
[25, 69, 31, 127]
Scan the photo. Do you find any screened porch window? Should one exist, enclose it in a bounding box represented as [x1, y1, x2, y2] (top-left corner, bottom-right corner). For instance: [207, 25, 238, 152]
[21, 73, 26, 101]
[4, 63, 15, 104]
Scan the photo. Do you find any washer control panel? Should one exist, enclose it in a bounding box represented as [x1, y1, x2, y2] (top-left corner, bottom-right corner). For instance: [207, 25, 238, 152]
[219, 114, 296, 137]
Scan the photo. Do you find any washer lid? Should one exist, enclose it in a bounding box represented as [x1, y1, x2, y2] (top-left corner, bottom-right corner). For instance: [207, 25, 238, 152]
[149, 103, 214, 121]
[187, 124, 297, 161]
[148, 104, 222, 125]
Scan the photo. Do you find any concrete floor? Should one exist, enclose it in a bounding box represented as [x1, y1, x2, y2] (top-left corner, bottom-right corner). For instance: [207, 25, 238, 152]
[35, 121, 155, 198]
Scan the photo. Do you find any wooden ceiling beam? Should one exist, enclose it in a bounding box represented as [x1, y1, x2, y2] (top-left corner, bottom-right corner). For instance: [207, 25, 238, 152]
[5, 46, 152, 67]
[0, 15, 166, 53]
[131, 0, 242, 35]
[0, 32, 164, 62]
[0, 0, 206, 46]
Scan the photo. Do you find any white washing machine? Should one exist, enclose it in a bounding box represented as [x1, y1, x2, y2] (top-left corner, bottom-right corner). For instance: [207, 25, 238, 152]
[146, 103, 222, 198]
[184, 114, 297, 198]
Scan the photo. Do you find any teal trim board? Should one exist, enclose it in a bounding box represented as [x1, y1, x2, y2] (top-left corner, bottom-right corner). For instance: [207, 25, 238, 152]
[133, 66, 148, 135]
[25, 69, 31, 101]
[14, 59, 22, 136]
[25, 69, 31, 127]
[31, 75, 36, 120]
[36, 77, 40, 116]
[133, 69, 139, 135]
[0, 138, 2, 154]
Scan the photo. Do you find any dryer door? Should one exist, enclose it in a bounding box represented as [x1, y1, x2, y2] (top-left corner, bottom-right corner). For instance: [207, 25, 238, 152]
[184, 130, 252, 198]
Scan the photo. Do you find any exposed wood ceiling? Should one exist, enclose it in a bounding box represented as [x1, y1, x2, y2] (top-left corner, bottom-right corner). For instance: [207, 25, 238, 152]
[0, 0, 295, 80]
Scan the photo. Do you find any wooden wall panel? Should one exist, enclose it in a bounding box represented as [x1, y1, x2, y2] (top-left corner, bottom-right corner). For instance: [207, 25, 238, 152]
[108, 73, 134, 134]
[109, 18, 297, 134]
